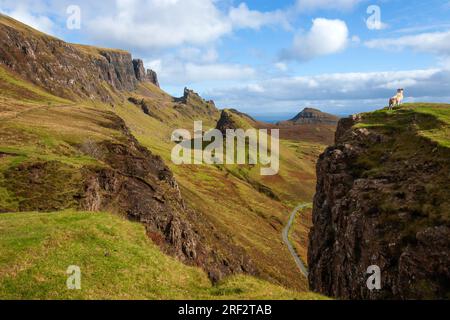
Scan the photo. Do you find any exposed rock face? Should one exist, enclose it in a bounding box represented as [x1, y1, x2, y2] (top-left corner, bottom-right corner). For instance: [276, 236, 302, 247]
[174, 87, 220, 119]
[147, 69, 160, 88]
[308, 115, 450, 299]
[0, 15, 159, 101]
[216, 109, 257, 133]
[132, 59, 147, 82]
[281, 108, 339, 125]
[132, 59, 159, 87]
[83, 120, 257, 281]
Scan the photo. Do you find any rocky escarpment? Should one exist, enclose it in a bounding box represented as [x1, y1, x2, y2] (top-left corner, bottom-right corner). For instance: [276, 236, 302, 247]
[0, 14, 159, 101]
[308, 111, 450, 299]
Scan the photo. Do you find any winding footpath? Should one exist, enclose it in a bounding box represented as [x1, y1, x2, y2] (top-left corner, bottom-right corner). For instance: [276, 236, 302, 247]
[282, 204, 310, 278]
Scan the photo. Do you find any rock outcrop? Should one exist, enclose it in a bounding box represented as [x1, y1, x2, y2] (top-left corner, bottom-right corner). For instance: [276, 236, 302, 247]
[308, 112, 450, 299]
[0, 14, 159, 101]
[174, 87, 220, 119]
[216, 109, 258, 133]
[132, 59, 159, 87]
[147, 69, 160, 88]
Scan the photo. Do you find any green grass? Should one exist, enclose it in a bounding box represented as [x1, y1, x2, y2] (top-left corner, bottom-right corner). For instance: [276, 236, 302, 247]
[356, 103, 450, 148]
[0, 65, 69, 104]
[349, 103, 450, 240]
[0, 211, 327, 300]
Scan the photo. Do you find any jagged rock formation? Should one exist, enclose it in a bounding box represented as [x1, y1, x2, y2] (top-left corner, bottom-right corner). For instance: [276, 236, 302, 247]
[308, 112, 450, 299]
[280, 108, 339, 125]
[176, 87, 214, 107]
[174, 87, 220, 119]
[0, 14, 158, 102]
[147, 69, 160, 88]
[132, 59, 159, 87]
[216, 109, 258, 133]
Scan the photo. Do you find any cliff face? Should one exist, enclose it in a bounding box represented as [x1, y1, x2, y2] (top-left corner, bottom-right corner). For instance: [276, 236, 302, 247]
[0, 14, 159, 101]
[308, 108, 450, 299]
[132, 58, 160, 87]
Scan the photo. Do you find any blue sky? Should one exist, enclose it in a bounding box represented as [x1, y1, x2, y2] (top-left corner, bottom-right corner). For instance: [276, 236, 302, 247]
[1, 0, 450, 118]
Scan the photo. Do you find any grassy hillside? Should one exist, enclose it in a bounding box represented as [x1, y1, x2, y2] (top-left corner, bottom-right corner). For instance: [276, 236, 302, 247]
[113, 93, 329, 290]
[357, 103, 450, 148]
[0, 211, 326, 300]
[352, 103, 450, 233]
[0, 65, 317, 292]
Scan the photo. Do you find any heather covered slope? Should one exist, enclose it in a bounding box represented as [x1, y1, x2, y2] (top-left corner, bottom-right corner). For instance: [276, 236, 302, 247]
[309, 103, 450, 299]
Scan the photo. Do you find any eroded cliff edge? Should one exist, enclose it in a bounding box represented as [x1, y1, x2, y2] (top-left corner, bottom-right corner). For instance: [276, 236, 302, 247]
[308, 107, 450, 299]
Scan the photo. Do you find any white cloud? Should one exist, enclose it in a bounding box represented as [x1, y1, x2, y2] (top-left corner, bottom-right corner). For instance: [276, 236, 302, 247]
[365, 30, 450, 56]
[145, 59, 162, 73]
[247, 84, 265, 93]
[351, 35, 361, 43]
[229, 3, 291, 30]
[1, 6, 54, 34]
[88, 0, 232, 49]
[205, 68, 450, 114]
[282, 18, 349, 62]
[150, 54, 256, 85]
[275, 62, 288, 71]
[296, 0, 361, 12]
[184, 63, 255, 82]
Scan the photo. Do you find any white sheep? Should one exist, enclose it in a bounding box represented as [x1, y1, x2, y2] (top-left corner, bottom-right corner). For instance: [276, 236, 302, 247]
[389, 89, 404, 110]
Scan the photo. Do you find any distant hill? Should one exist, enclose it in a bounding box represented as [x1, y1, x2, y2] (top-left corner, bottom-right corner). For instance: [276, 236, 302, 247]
[279, 108, 339, 126]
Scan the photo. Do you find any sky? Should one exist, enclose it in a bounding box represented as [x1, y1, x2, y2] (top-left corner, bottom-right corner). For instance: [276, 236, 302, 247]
[1, 0, 450, 118]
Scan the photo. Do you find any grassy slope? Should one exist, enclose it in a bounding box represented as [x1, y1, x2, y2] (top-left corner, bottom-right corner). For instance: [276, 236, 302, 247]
[356, 103, 450, 148]
[0, 211, 325, 300]
[0, 62, 316, 294]
[113, 86, 328, 290]
[0, 15, 331, 293]
[353, 103, 450, 231]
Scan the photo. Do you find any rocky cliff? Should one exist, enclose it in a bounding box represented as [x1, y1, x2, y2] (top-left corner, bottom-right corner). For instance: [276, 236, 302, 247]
[0, 14, 159, 102]
[308, 106, 450, 299]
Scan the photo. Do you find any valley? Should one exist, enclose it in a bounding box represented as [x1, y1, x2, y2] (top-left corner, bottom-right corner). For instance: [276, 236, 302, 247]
[0, 14, 334, 299]
[1, 12, 448, 301]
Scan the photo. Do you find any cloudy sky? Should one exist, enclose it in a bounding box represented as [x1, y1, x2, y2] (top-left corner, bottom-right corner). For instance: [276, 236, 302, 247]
[1, 0, 450, 118]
